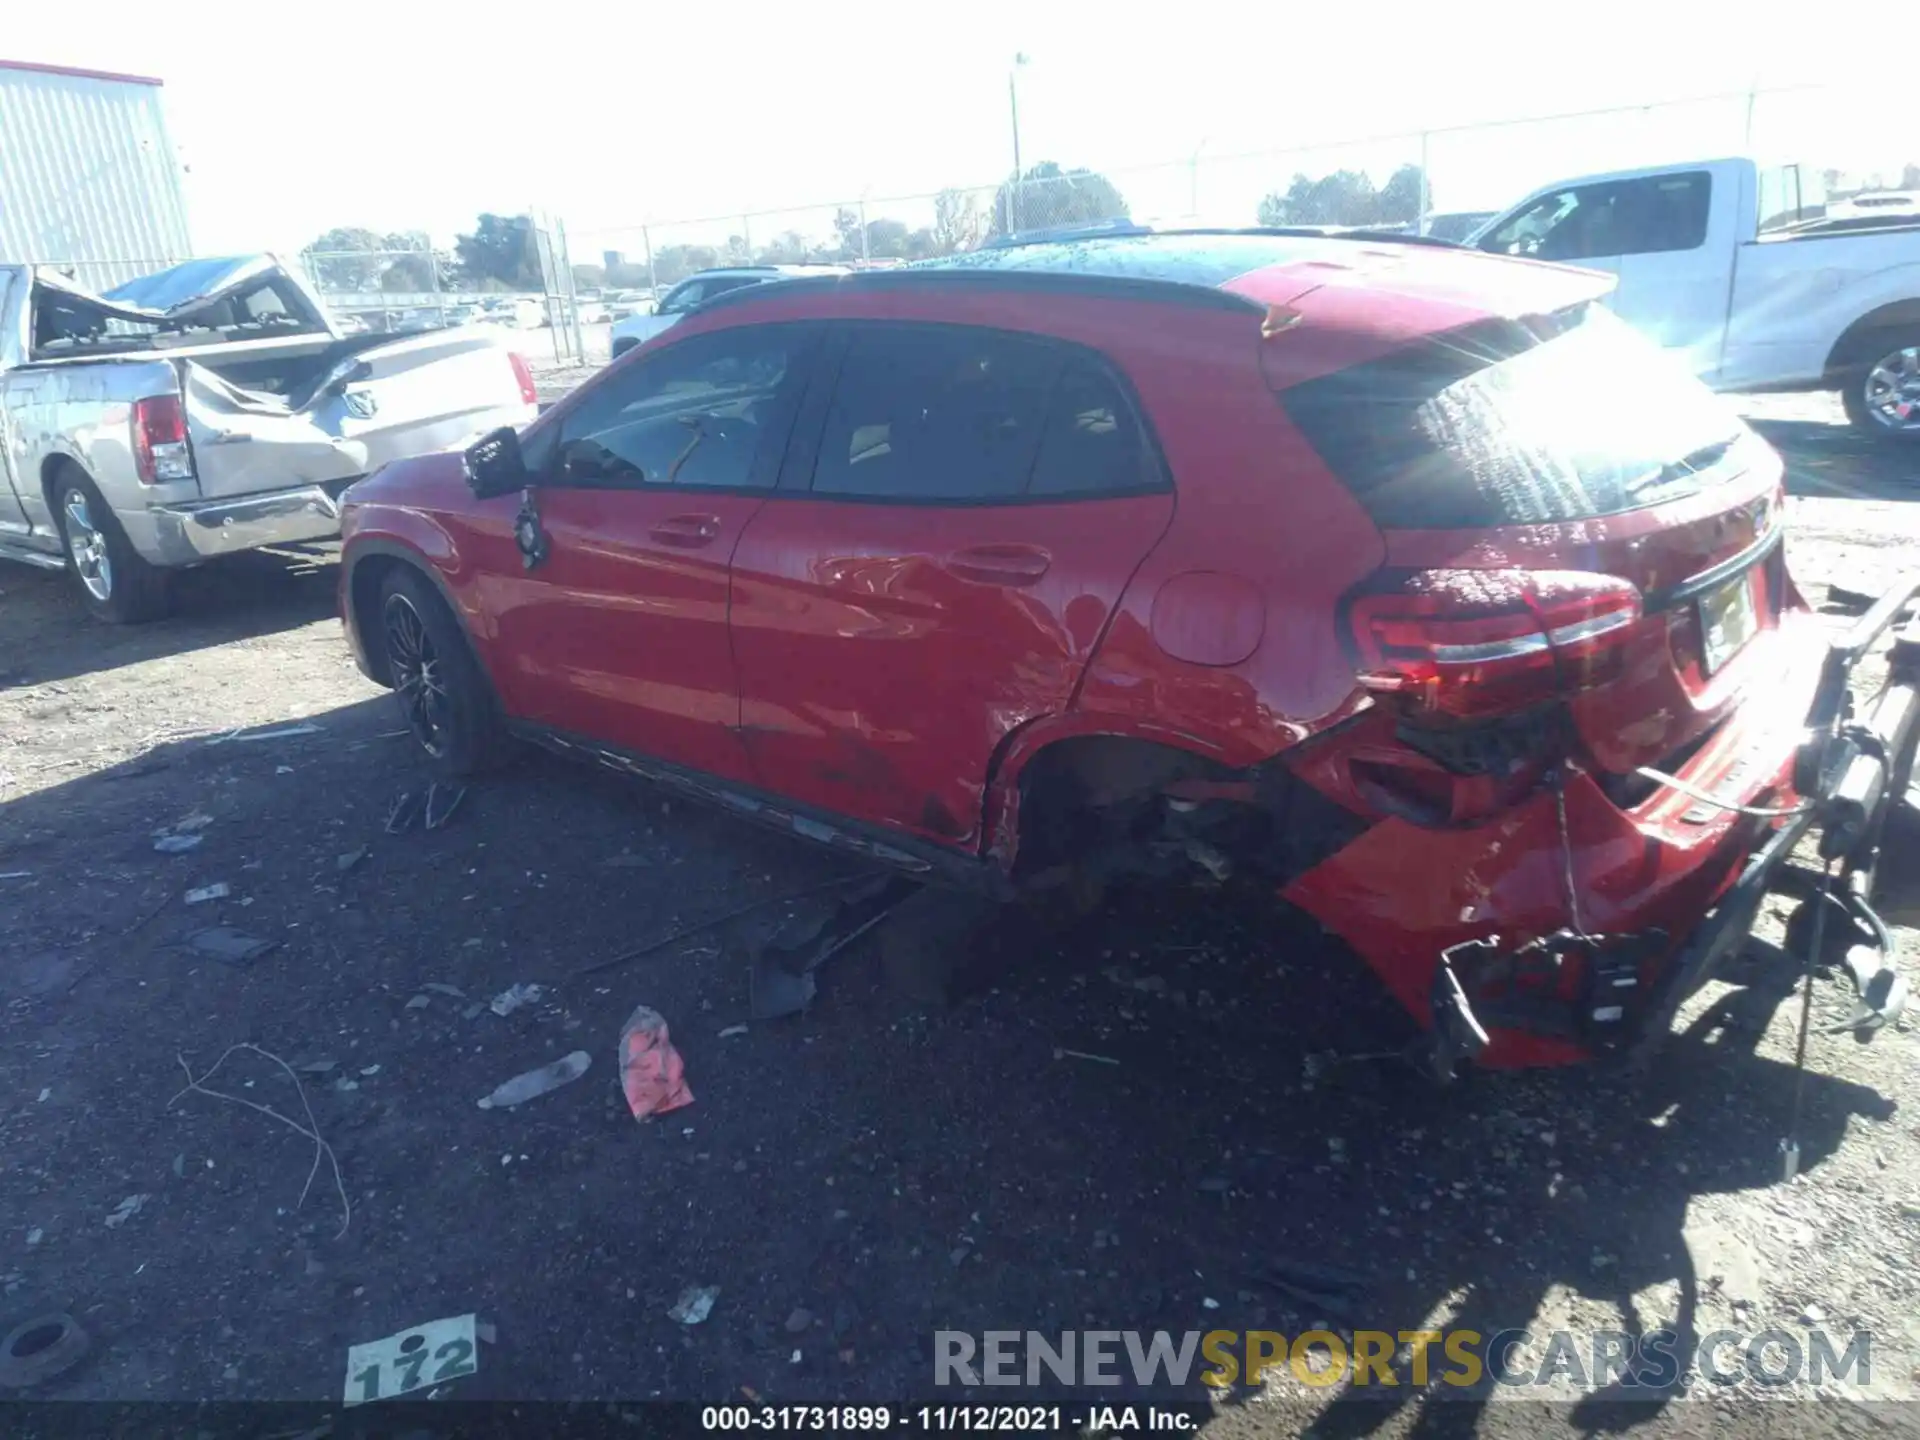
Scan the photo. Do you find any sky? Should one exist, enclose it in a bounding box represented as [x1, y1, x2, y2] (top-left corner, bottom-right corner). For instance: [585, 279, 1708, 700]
[6, 1, 1907, 261]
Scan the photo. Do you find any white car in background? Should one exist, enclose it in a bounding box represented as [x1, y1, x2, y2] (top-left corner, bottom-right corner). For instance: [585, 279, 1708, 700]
[609, 265, 849, 358]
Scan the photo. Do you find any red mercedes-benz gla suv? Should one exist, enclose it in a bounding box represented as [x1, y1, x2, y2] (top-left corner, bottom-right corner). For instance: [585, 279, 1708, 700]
[340, 231, 1917, 1074]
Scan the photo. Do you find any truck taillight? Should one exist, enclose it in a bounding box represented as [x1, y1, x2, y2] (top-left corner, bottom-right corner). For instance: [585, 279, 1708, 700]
[132, 394, 193, 484]
[509, 350, 537, 407]
[1346, 569, 1644, 719]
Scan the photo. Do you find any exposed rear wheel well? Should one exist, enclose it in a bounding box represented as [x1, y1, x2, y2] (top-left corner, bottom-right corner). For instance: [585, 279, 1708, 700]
[1007, 732, 1368, 894]
[41, 454, 84, 523]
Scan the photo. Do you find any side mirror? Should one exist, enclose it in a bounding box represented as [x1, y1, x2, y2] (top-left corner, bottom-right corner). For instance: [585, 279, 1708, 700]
[465, 425, 529, 498]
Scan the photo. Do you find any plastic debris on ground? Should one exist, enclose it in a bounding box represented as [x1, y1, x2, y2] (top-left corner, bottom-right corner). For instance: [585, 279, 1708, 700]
[336, 848, 367, 873]
[184, 927, 277, 966]
[184, 883, 231, 905]
[489, 983, 544, 1017]
[153, 834, 203, 855]
[618, 1005, 694, 1121]
[104, 1194, 149, 1228]
[343, 1313, 477, 1405]
[476, 1050, 591, 1110]
[668, 1285, 718, 1325]
[206, 722, 325, 746]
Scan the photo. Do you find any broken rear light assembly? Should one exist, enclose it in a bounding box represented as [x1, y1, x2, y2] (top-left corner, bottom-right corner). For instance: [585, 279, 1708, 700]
[1345, 568, 1645, 720]
[131, 394, 193, 484]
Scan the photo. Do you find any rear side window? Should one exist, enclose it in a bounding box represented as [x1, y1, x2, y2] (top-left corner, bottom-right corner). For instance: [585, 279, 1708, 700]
[808, 325, 1161, 502]
[1281, 305, 1745, 528]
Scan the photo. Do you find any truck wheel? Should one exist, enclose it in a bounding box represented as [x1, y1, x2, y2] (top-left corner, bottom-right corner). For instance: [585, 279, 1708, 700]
[1841, 336, 1920, 443]
[54, 471, 172, 624]
[377, 567, 513, 778]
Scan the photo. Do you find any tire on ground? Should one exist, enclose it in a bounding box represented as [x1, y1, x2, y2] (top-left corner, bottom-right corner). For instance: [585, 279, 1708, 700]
[1840, 330, 1920, 444]
[377, 565, 515, 778]
[52, 467, 172, 624]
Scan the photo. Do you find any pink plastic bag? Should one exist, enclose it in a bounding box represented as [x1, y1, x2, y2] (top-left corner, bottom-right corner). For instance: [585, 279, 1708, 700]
[619, 1005, 694, 1120]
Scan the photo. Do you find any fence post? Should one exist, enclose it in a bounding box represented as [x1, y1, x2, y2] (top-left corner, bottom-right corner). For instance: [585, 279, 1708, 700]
[428, 241, 446, 328]
[643, 225, 657, 297]
[742, 215, 752, 261]
[859, 196, 869, 263]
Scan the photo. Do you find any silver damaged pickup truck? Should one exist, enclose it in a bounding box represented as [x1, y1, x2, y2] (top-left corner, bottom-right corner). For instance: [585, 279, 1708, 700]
[0, 255, 539, 621]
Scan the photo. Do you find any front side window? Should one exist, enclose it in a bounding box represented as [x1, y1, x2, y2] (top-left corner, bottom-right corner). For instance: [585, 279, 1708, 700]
[1481, 173, 1711, 262]
[551, 327, 806, 490]
[660, 280, 705, 314]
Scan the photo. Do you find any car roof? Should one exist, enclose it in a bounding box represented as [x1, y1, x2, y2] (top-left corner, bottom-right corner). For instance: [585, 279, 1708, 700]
[682, 264, 851, 282]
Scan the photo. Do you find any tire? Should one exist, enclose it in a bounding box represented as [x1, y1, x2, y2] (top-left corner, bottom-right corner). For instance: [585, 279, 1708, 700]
[1840, 333, 1920, 444]
[53, 470, 171, 624]
[376, 567, 513, 778]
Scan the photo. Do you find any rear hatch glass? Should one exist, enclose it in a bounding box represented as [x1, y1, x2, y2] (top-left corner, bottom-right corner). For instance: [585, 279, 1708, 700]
[1278, 303, 1746, 528]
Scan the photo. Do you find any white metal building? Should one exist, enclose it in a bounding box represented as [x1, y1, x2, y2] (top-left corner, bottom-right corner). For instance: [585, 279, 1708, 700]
[0, 58, 193, 290]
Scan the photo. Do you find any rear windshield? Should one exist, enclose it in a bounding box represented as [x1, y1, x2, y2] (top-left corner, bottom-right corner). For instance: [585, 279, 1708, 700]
[1280, 305, 1747, 528]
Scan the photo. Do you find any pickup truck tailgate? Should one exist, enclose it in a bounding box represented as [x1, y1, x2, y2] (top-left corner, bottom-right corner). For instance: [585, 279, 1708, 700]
[187, 328, 534, 501]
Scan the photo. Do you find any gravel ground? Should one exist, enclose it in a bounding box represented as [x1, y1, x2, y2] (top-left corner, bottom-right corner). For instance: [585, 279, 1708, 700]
[1, 390, 1918, 1435]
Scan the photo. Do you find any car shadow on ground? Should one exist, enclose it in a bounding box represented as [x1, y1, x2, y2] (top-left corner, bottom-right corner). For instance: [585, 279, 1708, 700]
[1752, 419, 1916, 501]
[0, 546, 340, 691]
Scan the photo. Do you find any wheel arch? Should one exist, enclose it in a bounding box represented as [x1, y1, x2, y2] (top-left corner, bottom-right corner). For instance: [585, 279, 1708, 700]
[1823, 300, 1920, 380]
[342, 538, 475, 692]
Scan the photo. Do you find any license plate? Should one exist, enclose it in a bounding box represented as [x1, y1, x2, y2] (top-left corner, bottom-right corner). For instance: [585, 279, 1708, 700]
[1699, 573, 1759, 674]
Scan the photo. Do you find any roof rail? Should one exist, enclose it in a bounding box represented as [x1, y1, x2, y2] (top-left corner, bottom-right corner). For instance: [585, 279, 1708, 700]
[685, 266, 1264, 318]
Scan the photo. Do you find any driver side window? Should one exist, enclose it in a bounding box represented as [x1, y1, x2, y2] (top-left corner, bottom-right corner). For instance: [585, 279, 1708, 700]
[660, 281, 704, 315]
[551, 327, 811, 491]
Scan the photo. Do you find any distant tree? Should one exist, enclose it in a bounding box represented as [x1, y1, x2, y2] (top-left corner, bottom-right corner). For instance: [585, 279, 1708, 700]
[754, 230, 812, 265]
[381, 253, 438, 291]
[991, 162, 1129, 236]
[904, 227, 938, 261]
[453, 214, 541, 290]
[862, 217, 912, 259]
[832, 208, 863, 258]
[650, 244, 723, 284]
[571, 262, 607, 291]
[724, 235, 752, 267]
[931, 188, 986, 254]
[1374, 164, 1425, 226]
[1258, 168, 1383, 227]
[304, 227, 437, 291]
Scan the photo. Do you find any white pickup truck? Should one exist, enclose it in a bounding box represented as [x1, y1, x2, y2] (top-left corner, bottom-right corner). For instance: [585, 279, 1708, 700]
[0, 255, 539, 621]
[1472, 157, 1920, 443]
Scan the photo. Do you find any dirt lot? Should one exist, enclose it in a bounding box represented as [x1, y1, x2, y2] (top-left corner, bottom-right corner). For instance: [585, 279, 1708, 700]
[2, 391, 1919, 1435]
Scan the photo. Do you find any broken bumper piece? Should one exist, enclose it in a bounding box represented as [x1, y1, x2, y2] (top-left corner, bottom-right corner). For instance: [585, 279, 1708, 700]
[146, 483, 349, 564]
[1428, 572, 1920, 1081]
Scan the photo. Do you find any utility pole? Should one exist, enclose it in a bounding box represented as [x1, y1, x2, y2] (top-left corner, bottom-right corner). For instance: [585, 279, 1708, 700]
[1009, 53, 1028, 234]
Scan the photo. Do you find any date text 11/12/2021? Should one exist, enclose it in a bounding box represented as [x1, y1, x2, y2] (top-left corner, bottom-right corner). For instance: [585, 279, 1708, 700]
[700, 1405, 1199, 1432]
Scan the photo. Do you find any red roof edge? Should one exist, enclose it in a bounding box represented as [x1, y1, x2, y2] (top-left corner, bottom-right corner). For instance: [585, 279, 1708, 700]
[0, 58, 164, 87]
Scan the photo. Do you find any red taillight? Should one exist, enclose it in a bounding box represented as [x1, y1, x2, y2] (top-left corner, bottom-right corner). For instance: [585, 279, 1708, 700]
[1346, 568, 1643, 719]
[508, 350, 537, 407]
[131, 394, 192, 484]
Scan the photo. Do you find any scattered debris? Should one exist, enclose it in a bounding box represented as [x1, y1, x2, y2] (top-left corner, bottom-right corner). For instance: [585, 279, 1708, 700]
[183, 927, 277, 966]
[423, 982, 467, 998]
[0, 871, 32, 881]
[424, 782, 466, 832]
[489, 983, 545, 1017]
[176, 812, 214, 832]
[574, 872, 891, 979]
[184, 883, 231, 905]
[785, 1308, 813, 1334]
[343, 1313, 478, 1406]
[1103, 967, 1168, 995]
[462, 1003, 486, 1020]
[25, 1229, 42, 1247]
[103, 1194, 149, 1229]
[405, 995, 431, 1011]
[668, 1286, 718, 1326]
[206, 722, 325, 746]
[744, 875, 916, 1020]
[1053, 1047, 1121, 1066]
[153, 834, 203, 855]
[618, 1006, 694, 1121]
[717, 1024, 749, 1039]
[0, 1312, 90, 1390]
[477, 1051, 591, 1110]
[296, 1060, 338, 1075]
[383, 791, 423, 836]
[359, 1065, 381, 1077]
[169, 1043, 352, 1239]
[336, 848, 367, 873]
